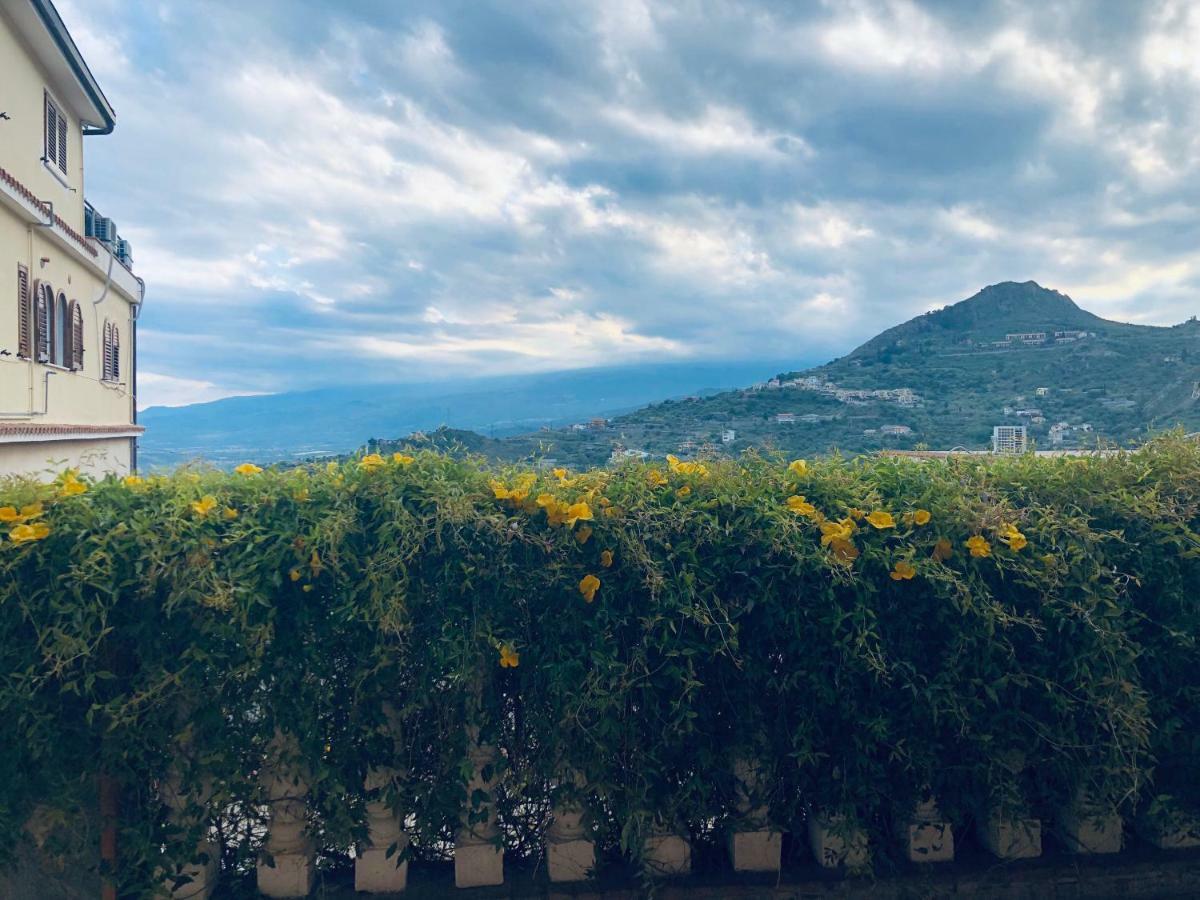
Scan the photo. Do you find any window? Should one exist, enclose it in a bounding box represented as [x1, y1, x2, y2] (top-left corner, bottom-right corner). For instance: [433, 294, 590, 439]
[16, 265, 31, 359]
[54, 291, 70, 367]
[102, 320, 121, 382]
[44, 93, 68, 175]
[34, 281, 51, 363]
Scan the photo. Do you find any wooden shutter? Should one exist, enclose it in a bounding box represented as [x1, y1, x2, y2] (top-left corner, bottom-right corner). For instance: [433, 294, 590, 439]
[34, 282, 50, 363]
[57, 116, 68, 174]
[17, 265, 31, 359]
[70, 301, 84, 370]
[102, 320, 113, 380]
[111, 326, 120, 381]
[44, 95, 57, 167]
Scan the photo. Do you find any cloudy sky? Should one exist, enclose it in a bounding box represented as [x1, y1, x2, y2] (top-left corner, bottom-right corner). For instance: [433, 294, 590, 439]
[59, 0, 1200, 407]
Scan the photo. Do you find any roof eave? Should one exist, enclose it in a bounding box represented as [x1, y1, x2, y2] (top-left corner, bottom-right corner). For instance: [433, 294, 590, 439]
[28, 0, 116, 134]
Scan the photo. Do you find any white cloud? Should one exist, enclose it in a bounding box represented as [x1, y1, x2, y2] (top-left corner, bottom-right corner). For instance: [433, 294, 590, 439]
[138, 372, 268, 409]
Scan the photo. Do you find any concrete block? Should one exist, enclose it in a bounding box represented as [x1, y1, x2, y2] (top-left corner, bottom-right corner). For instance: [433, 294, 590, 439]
[978, 813, 1042, 860]
[643, 833, 691, 877]
[256, 850, 315, 897]
[547, 837, 596, 882]
[454, 842, 504, 888]
[807, 813, 869, 869]
[1057, 799, 1122, 854]
[354, 846, 409, 893]
[899, 800, 954, 863]
[729, 830, 782, 872]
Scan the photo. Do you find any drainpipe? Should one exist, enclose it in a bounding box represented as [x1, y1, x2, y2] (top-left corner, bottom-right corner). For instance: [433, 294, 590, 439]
[130, 277, 145, 472]
[0, 369, 57, 417]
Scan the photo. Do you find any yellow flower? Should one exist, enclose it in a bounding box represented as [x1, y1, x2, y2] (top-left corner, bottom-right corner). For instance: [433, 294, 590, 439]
[223, 507, 239, 520]
[294, 488, 310, 502]
[913, 509, 931, 526]
[890, 560, 917, 581]
[865, 510, 895, 530]
[666, 454, 682, 471]
[20, 502, 43, 519]
[966, 535, 992, 558]
[553, 467, 568, 481]
[302, 584, 313, 593]
[289, 568, 302, 582]
[490, 480, 513, 500]
[829, 538, 859, 563]
[847, 507, 865, 521]
[0, 507, 18, 523]
[392, 453, 414, 465]
[359, 453, 386, 471]
[820, 519, 857, 549]
[575, 525, 593, 545]
[600, 549, 614, 568]
[647, 469, 668, 486]
[786, 495, 817, 516]
[579, 573, 601, 603]
[59, 474, 87, 496]
[191, 496, 218, 517]
[931, 538, 953, 562]
[788, 459, 808, 476]
[997, 522, 1028, 551]
[9, 522, 50, 544]
[676, 485, 692, 498]
[122, 475, 144, 487]
[234, 463, 263, 476]
[310, 549, 323, 576]
[565, 501, 593, 527]
[499, 644, 520, 669]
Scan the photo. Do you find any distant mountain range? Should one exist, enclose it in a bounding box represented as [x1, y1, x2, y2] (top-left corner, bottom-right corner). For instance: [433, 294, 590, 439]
[136, 359, 810, 470]
[379, 282, 1200, 467]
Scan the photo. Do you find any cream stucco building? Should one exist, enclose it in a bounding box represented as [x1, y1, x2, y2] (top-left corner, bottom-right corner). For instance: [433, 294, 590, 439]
[0, 0, 144, 479]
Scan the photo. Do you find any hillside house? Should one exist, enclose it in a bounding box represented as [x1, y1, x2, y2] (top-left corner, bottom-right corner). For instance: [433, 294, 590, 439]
[1, 0, 144, 477]
[880, 424, 912, 436]
[721, 429, 735, 444]
[1035, 387, 1049, 397]
[992, 425, 1028, 454]
[773, 413, 796, 424]
[1015, 408, 1043, 418]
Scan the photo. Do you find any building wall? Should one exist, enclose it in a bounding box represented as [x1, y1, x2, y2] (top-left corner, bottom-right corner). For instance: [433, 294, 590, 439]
[0, 7, 86, 229]
[0, 436, 131, 479]
[0, 6, 138, 473]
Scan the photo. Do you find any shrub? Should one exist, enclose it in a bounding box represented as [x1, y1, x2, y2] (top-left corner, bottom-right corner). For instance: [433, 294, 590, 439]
[1, 437, 1198, 893]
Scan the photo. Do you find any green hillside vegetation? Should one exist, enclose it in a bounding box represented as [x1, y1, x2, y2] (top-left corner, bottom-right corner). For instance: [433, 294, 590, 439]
[379, 282, 1200, 466]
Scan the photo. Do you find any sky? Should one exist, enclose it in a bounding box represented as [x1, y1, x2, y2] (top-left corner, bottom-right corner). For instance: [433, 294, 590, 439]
[57, 0, 1200, 408]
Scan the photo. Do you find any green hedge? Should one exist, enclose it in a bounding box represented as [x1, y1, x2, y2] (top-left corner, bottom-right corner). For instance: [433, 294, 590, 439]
[2, 437, 1198, 894]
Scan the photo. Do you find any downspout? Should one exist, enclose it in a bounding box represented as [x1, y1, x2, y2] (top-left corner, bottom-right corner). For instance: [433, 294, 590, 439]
[130, 277, 145, 472]
[2, 206, 60, 417]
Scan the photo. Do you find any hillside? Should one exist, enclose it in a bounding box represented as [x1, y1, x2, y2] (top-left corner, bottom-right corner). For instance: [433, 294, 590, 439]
[379, 282, 1200, 466]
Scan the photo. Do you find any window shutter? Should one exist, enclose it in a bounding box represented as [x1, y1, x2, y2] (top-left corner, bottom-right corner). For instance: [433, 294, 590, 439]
[70, 301, 84, 370]
[57, 116, 68, 174]
[111, 326, 120, 381]
[17, 265, 31, 359]
[35, 282, 51, 363]
[102, 320, 112, 380]
[44, 95, 57, 167]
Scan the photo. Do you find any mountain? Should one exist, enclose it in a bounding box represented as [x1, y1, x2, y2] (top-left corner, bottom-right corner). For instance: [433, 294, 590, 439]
[379, 282, 1200, 466]
[136, 359, 811, 470]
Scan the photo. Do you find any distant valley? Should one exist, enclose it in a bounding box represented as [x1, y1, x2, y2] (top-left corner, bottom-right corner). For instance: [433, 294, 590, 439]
[136, 359, 809, 470]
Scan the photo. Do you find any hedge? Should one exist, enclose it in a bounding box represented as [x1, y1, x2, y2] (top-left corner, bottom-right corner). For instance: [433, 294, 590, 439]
[1, 436, 1198, 894]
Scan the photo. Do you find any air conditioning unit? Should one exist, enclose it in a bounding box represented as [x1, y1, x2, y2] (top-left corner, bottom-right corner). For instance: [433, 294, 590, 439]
[91, 216, 117, 244]
[114, 239, 133, 266]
